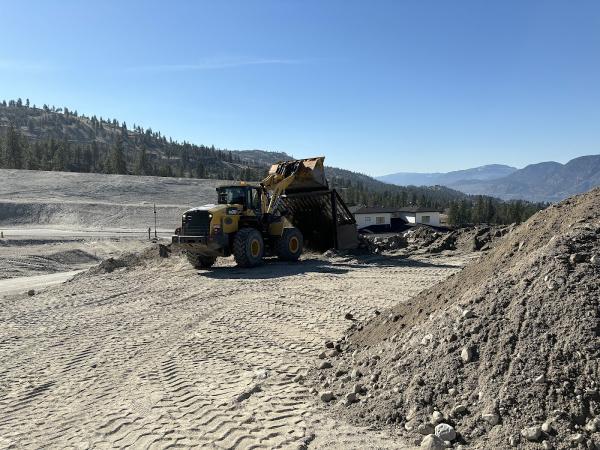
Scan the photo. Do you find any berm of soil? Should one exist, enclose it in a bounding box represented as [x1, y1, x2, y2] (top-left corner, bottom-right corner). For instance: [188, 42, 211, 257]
[312, 188, 600, 449]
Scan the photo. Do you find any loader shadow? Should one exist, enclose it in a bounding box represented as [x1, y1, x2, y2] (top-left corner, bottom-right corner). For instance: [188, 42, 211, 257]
[199, 253, 459, 280]
[331, 253, 461, 270]
[200, 258, 349, 279]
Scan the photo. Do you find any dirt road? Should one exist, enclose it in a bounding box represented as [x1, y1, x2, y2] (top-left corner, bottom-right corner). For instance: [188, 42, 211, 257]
[0, 227, 173, 239]
[0, 270, 84, 296]
[0, 252, 468, 449]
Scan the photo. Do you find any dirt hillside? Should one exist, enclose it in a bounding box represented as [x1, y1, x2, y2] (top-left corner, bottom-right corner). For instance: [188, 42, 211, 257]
[312, 188, 600, 449]
[0, 169, 226, 229]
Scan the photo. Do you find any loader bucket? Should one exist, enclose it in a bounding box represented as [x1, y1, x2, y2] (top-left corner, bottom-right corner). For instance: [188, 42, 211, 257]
[279, 189, 358, 251]
[267, 157, 328, 193]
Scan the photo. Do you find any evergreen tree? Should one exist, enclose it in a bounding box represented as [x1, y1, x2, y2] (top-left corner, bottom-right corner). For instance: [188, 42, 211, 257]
[134, 146, 148, 175]
[23, 140, 38, 170]
[4, 125, 23, 169]
[108, 135, 127, 174]
[52, 140, 69, 171]
[90, 141, 100, 170]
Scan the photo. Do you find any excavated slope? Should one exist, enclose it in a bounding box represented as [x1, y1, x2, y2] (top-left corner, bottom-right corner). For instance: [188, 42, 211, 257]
[316, 187, 600, 449]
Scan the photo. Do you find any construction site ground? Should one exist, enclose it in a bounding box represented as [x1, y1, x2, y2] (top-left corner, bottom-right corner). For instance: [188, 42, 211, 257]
[0, 248, 472, 449]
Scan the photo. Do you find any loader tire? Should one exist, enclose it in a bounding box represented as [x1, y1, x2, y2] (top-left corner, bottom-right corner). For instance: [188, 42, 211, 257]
[276, 228, 303, 261]
[233, 228, 264, 267]
[186, 252, 216, 269]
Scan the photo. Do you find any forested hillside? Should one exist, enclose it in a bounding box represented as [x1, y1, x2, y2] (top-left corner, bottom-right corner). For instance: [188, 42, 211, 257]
[0, 99, 545, 224]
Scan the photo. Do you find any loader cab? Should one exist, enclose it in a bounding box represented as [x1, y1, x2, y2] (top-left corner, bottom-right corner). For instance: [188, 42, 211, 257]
[216, 185, 262, 213]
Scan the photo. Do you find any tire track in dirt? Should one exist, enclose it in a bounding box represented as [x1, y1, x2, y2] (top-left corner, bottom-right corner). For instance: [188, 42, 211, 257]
[0, 253, 466, 449]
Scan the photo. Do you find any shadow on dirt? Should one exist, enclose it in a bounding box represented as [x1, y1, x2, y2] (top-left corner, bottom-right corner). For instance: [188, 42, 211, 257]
[199, 254, 461, 279]
[199, 258, 349, 279]
[333, 254, 462, 270]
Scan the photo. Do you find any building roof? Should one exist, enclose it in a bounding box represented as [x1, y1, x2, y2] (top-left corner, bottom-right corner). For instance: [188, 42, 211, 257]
[347, 205, 364, 214]
[353, 206, 442, 215]
[353, 206, 398, 214]
[397, 206, 443, 213]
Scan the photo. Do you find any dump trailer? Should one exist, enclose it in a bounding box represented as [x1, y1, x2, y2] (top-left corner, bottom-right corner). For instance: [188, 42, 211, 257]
[278, 189, 358, 251]
[172, 156, 358, 268]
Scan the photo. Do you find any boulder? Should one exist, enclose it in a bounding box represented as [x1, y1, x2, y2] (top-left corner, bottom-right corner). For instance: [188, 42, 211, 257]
[521, 426, 542, 442]
[435, 423, 456, 441]
[420, 434, 445, 450]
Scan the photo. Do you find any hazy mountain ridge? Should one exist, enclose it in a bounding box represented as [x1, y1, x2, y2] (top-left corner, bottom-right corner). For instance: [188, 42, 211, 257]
[450, 155, 600, 202]
[377, 164, 517, 186]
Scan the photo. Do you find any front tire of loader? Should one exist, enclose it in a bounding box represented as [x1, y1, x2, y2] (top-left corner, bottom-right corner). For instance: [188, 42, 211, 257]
[233, 228, 264, 267]
[276, 228, 303, 261]
[186, 252, 216, 269]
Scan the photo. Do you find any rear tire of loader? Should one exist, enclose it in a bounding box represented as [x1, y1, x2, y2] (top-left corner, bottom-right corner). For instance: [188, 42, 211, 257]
[186, 253, 216, 269]
[276, 228, 303, 261]
[233, 228, 264, 267]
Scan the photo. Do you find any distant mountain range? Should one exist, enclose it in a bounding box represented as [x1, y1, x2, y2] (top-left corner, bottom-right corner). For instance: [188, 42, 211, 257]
[377, 164, 517, 186]
[449, 156, 600, 202]
[378, 157, 600, 202]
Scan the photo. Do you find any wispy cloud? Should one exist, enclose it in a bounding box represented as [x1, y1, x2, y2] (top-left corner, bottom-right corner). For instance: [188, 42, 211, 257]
[0, 59, 55, 72]
[126, 57, 306, 72]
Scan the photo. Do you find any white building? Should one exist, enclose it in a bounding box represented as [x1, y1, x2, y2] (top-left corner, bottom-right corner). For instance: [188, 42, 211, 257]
[351, 206, 441, 230]
[396, 207, 441, 227]
[351, 206, 395, 230]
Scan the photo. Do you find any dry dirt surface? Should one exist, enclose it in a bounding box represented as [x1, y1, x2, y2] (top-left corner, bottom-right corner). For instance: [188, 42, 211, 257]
[0, 169, 227, 230]
[315, 188, 600, 450]
[0, 249, 470, 449]
[0, 237, 158, 299]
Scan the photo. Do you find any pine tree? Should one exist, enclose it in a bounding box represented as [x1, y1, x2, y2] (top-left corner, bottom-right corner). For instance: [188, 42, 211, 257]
[134, 146, 147, 175]
[90, 141, 100, 170]
[23, 140, 38, 170]
[5, 125, 23, 169]
[108, 135, 127, 174]
[52, 140, 69, 171]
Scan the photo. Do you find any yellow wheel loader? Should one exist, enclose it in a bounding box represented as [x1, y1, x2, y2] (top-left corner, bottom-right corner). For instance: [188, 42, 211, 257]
[172, 157, 358, 269]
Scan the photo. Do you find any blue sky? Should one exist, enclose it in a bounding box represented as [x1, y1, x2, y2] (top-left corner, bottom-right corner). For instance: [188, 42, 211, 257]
[1, 0, 599, 175]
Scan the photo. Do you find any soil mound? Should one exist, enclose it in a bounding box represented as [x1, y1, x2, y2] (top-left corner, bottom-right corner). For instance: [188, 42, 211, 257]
[356, 225, 511, 256]
[85, 243, 171, 275]
[46, 249, 99, 265]
[312, 188, 600, 449]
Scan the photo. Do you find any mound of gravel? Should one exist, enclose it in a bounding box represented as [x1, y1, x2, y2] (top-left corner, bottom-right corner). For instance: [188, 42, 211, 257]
[310, 188, 600, 449]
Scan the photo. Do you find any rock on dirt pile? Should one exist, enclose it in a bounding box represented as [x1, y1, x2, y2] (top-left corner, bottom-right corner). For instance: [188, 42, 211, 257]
[310, 188, 600, 449]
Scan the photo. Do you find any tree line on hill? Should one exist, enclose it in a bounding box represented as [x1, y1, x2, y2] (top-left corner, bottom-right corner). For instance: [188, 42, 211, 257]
[0, 99, 266, 181]
[447, 196, 546, 225]
[0, 99, 546, 225]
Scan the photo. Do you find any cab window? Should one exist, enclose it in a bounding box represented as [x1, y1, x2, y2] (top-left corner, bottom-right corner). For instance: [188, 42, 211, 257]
[217, 187, 247, 205]
[250, 188, 261, 211]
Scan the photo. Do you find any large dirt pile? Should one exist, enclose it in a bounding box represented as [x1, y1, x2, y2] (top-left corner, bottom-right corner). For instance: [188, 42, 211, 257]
[311, 188, 600, 449]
